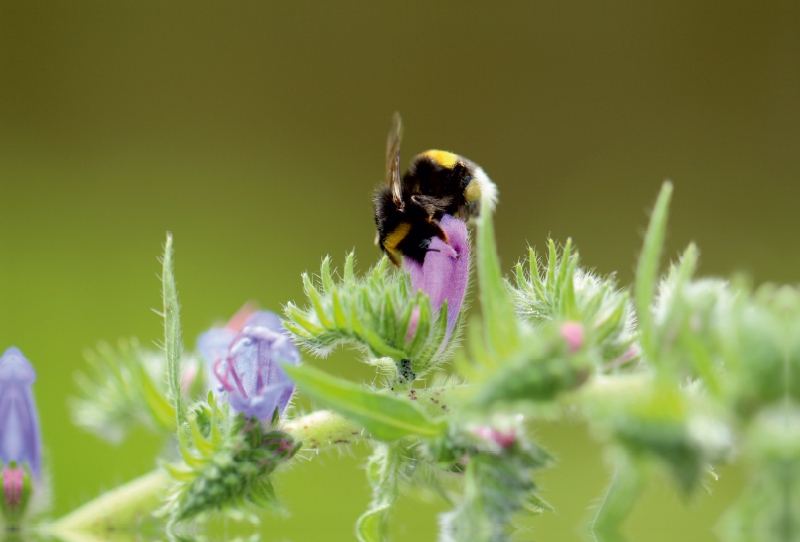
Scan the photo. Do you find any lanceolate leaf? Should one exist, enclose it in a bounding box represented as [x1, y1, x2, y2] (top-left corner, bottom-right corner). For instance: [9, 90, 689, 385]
[282, 364, 446, 441]
[476, 193, 521, 359]
[635, 181, 672, 359]
[161, 232, 185, 427]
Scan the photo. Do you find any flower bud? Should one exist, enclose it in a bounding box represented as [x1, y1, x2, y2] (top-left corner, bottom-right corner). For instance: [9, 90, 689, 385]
[0, 347, 42, 522]
[560, 321, 584, 352]
[471, 425, 517, 450]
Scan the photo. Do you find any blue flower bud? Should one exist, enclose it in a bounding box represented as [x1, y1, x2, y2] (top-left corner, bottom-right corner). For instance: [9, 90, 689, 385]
[198, 310, 300, 420]
[0, 347, 41, 479]
[0, 347, 42, 523]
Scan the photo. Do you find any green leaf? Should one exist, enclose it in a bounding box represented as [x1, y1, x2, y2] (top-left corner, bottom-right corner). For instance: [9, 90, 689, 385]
[321, 256, 335, 292]
[303, 273, 334, 330]
[635, 181, 673, 358]
[285, 253, 456, 378]
[283, 364, 447, 441]
[407, 292, 432, 357]
[477, 193, 521, 358]
[343, 251, 356, 283]
[161, 232, 185, 428]
[137, 361, 177, 431]
[332, 290, 349, 329]
[357, 508, 387, 542]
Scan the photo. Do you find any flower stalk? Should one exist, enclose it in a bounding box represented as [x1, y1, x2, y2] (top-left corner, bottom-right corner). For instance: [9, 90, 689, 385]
[45, 409, 361, 532]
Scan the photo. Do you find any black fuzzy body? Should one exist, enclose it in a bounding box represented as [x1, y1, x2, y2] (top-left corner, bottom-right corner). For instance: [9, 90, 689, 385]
[374, 155, 475, 265]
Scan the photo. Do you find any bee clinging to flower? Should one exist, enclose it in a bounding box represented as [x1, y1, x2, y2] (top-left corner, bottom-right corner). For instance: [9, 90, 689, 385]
[373, 113, 498, 266]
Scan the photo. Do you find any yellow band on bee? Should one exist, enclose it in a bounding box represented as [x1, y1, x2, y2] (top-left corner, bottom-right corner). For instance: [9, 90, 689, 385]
[383, 222, 412, 257]
[421, 150, 459, 169]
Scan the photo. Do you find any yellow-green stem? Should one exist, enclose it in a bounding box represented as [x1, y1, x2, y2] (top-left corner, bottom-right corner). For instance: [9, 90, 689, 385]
[45, 410, 361, 533]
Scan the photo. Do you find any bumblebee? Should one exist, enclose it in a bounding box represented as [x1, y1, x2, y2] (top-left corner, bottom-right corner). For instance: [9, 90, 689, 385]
[374, 113, 498, 265]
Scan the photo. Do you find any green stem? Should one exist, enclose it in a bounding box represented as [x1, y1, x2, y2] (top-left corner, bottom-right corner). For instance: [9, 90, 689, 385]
[284, 409, 364, 451]
[45, 410, 362, 532]
[591, 455, 643, 537]
[43, 469, 170, 533]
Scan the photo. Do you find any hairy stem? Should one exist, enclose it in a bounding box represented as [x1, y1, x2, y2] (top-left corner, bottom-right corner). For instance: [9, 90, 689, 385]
[43, 469, 170, 533]
[284, 409, 364, 451]
[45, 410, 361, 532]
[591, 456, 643, 537]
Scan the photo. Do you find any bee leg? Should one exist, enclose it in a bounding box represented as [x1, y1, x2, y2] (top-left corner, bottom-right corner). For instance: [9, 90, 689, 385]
[430, 219, 451, 246]
[408, 195, 452, 246]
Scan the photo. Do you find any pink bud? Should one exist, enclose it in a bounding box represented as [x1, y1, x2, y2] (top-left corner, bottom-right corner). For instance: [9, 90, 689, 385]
[560, 322, 584, 352]
[406, 306, 421, 342]
[2, 467, 23, 508]
[181, 364, 198, 395]
[472, 426, 516, 449]
[224, 302, 259, 332]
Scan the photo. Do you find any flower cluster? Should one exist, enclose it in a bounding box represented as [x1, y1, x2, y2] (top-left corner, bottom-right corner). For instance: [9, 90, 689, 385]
[55, 180, 800, 542]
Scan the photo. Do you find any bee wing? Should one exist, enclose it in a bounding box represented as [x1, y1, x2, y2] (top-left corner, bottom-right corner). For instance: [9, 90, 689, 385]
[386, 112, 403, 208]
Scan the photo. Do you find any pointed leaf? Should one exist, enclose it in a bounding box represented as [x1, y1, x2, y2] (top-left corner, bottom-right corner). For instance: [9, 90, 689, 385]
[303, 273, 334, 330]
[282, 364, 446, 440]
[477, 194, 521, 358]
[161, 232, 185, 427]
[635, 181, 673, 356]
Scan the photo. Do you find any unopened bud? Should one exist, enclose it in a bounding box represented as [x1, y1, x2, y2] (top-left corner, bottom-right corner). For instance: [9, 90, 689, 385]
[560, 322, 584, 352]
[0, 464, 31, 522]
[472, 426, 516, 449]
[2, 467, 23, 507]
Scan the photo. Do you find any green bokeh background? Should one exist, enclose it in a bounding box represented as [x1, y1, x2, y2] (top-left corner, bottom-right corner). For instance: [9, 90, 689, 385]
[1, 2, 798, 540]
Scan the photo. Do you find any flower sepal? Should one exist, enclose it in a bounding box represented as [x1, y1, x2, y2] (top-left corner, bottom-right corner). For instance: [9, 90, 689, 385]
[161, 392, 301, 523]
[285, 251, 458, 383]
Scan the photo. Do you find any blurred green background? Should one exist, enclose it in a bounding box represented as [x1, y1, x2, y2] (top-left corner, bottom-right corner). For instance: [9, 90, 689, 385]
[1, 1, 798, 540]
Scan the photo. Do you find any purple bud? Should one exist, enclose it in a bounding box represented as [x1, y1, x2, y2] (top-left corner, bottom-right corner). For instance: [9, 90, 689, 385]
[199, 310, 300, 420]
[560, 322, 584, 352]
[403, 214, 470, 346]
[0, 348, 42, 479]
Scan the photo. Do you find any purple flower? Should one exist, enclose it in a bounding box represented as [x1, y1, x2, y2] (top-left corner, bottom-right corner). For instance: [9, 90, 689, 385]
[403, 214, 470, 346]
[0, 347, 41, 479]
[198, 309, 299, 420]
